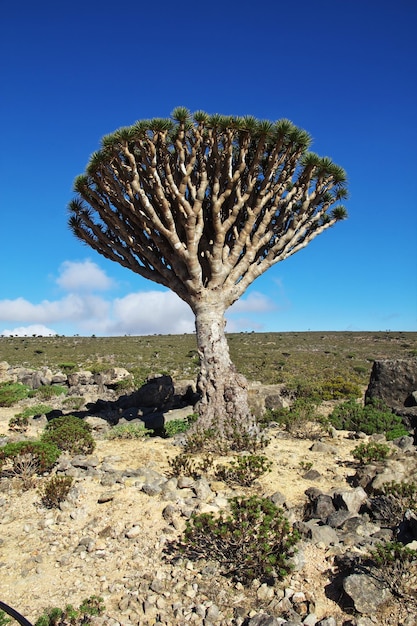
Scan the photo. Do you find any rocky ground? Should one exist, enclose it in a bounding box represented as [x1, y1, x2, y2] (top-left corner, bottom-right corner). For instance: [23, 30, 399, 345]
[0, 369, 417, 626]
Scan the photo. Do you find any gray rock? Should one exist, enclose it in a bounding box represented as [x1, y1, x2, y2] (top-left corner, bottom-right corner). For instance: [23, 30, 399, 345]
[247, 615, 281, 626]
[142, 482, 162, 496]
[343, 572, 393, 614]
[192, 477, 213, 501]
[306, 494, 335, 521]
[332, 487, 367, 514]
[71, 455, 99, 469]
[302, 469, 322, 481]
[301, 520, 339, 546]
[309, 442, 338, 454]
[326, 510, 354, 528]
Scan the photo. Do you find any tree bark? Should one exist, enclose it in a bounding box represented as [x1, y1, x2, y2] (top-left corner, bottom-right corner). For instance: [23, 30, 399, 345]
[191, 298, 257, 445]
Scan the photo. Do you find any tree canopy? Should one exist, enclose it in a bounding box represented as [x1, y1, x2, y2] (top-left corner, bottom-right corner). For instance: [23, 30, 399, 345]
[69, 107, 347, 313]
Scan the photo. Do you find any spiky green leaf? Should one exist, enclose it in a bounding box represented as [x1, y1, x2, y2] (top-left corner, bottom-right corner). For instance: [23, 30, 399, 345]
[171, 106, 191, 122]
[331, 205, 348, 220]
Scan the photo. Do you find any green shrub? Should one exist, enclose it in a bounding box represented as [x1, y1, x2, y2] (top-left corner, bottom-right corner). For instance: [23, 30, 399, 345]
[39, 475, 74, 508]
[10, 404, 53, 431]
[35, 596, 105, 626]
[62, 397, 84, 410]
[367, 542, 417, 605]
[185, 416, 267, 454]
[32, 385, 68, 400]
[41, 415, 95, 455]
[171, 496, 299, 584]
[329, 399, 408, 439]
[8, 414, 29, 432]
[215, 454, 272, 486]
[381, 481, 417, 512]
[320, 376, 362, 400]
[16, 404, 53, 418]
[260, 399, 328, 439]
[0, 382, 31, 406]
[352, 441, 391, 464]
[167, 453, 213, 479]
[107, 423, 151, 439]
[58, 362, 77, 372]
[0, 440, 61, 474]
[162, 413, 197, 438]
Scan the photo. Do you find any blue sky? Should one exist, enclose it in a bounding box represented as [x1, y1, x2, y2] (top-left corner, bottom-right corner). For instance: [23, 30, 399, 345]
[1, 0, 416, 337]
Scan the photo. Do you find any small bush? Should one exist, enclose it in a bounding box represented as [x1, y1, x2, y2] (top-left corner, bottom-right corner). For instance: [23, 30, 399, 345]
[10, 452, 39, 489]
[319, 376, 362, 400]
[215, 454, 272, 486]
[330, 399, 408, 439]
[352, 441, 391, 464]
[35, 596, 105, 626]
[162, 413, 198, 438]
[0, 440, 61, 474]
[107, 423, 151, 439]
[41, 415, 95, 455]
[16, 404, 53, 418]
[185, 416, 267, 454]
[39, 475, 74, 508]
[32, 385, 68, 400]
[58, 362, 77, 372]
[170, 496, 299, 584]
[260, 399, 328, 439]
[9, 404, 53, 431]
[367, 542, 417, 605]
[381, 480, 417, 512]
[8, 414, 29, 432]
[0, 382, 31, 407]
[62, 397, 84, 410]
[167, 453, 213, 479]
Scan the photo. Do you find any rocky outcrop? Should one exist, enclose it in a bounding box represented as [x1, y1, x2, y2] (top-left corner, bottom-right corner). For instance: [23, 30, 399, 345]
[365, 358, 417, 430]
[0, 363, 291, 427]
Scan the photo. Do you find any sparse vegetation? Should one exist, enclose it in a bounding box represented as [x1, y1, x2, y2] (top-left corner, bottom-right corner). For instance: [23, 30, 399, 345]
[367, 542, 417, 605]
[1, 332, 415, 389]
[106, 423, 151, 439]
[381, 480, 417, 512]
[39, 475, 74, 508]
[32, 385, 68, 400]
[171, 496, 299, 585]
[167, 453, 213, 479]
[162, 413, 198, 438]
[260, 399, 329, 439]
[34, 596, 105, 626]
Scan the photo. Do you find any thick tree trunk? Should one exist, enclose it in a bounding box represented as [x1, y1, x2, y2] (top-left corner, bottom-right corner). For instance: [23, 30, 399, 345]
[191, 298, 258, 447]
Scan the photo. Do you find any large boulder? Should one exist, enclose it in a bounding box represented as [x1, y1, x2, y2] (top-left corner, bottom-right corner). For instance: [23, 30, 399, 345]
[365, 358, 417, 410]
[365, 358, 417, 430]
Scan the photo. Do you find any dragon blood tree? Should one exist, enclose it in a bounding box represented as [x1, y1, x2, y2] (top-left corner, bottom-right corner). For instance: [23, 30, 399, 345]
[68, 107, 348, 447]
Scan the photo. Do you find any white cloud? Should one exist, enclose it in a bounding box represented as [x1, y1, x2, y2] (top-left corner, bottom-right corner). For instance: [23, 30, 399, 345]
[99, 291, 195, 336]
[0, 289, 194, 337]
[0, 259, 277, 336]
[56, 260, 115, 292]
[1, 324, 58, 337]
[229, 292, 275, 314]
[0, 294, 110, 323]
